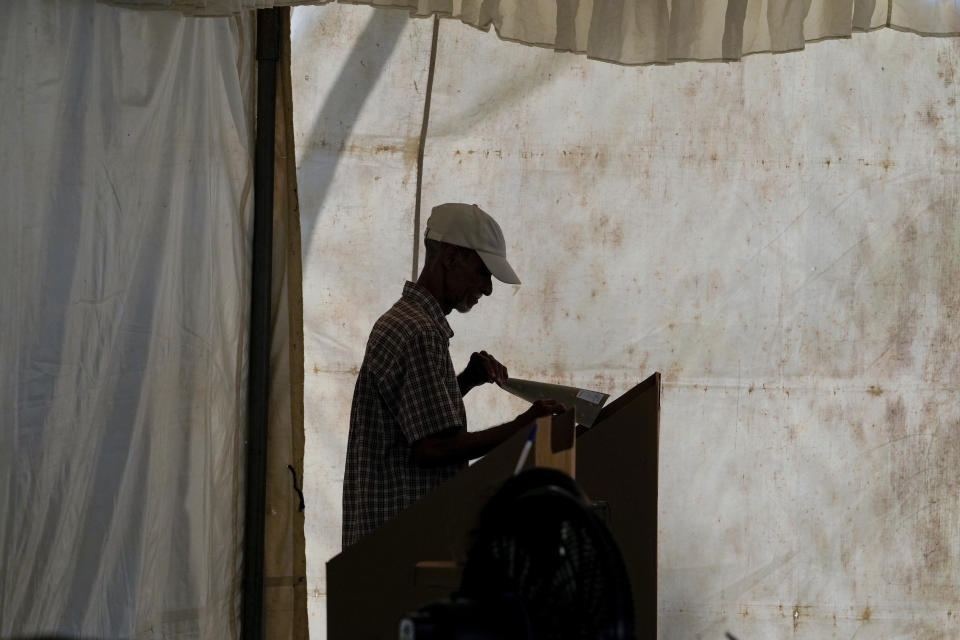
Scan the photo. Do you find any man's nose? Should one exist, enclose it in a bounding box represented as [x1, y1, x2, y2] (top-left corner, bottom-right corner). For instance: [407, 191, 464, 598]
[482, 275, 492, 296]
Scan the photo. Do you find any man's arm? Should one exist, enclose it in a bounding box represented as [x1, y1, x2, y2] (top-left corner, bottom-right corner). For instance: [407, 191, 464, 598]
[412, 399, 565, 467]
[457, 350, 508, 396]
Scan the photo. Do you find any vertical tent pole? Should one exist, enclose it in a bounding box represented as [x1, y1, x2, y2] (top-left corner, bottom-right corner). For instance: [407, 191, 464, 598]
[412, 15, 441, 280]
[244, 8, 280, 640]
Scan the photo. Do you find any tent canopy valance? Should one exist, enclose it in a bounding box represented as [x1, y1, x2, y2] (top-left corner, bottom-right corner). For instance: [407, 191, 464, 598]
[101, 0, 960, 64]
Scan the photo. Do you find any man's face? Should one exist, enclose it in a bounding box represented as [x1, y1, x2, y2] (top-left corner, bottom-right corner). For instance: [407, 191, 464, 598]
[446, 247, 493, 313]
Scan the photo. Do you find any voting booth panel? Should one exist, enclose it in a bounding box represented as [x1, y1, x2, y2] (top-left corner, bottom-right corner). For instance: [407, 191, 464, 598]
[326, 374, 660, 639]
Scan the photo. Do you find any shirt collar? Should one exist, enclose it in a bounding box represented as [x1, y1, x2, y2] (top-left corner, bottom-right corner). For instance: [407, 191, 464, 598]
[403, 281, 454, 339]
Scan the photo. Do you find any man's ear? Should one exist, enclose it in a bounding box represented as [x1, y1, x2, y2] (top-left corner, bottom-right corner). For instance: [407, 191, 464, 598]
[439, 243, 459, 267]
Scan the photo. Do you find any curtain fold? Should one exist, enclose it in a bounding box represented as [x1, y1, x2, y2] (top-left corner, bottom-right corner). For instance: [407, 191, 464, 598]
[102, 0, 960, 63]
[263, 7, 310, 640]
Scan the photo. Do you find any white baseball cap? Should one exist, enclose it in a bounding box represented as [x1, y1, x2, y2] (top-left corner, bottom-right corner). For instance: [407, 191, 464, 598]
[425, 203, 521, 285]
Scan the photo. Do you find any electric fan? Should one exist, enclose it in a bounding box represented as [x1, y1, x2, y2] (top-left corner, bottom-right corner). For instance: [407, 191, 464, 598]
[399, 467, 635, 639]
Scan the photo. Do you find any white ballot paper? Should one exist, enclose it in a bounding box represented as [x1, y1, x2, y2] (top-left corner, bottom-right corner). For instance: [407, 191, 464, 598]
[499, 378, 610, 428]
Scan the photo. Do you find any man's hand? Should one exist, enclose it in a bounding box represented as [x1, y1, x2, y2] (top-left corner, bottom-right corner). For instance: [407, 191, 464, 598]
[413, 397, 570, 467]
[459, 350, 508, 395]
[520, 398, 567, 423]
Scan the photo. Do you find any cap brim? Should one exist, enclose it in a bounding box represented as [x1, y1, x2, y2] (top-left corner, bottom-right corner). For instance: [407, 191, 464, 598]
[476, 250, 521, 285]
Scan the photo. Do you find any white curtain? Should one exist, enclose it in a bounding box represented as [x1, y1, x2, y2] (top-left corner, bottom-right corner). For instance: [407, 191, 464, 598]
[0, 1, 254, 637]
[105, 0, 960, 63]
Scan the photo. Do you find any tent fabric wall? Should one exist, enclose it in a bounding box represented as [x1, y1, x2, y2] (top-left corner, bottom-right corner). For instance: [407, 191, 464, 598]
[1, 1, 254, 637]
[105, 1, 960, 63]
[293, 4, 959, 638]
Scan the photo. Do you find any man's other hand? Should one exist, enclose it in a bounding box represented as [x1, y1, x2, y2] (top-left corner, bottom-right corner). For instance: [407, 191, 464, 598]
[521, 398, 567, 422]
[465, 350, 508, 386]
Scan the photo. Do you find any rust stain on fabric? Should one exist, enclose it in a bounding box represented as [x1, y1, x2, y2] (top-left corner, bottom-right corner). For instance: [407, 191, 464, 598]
[309, 137, 420, 166]
[885, 397, 908, 442]
[850, 420, 866, 447]
[919, 106, 943, 128]
[937, 51, 956, 86]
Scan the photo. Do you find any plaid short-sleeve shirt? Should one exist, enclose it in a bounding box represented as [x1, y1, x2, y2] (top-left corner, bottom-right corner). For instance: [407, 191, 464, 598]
[342, 281, 467, 548]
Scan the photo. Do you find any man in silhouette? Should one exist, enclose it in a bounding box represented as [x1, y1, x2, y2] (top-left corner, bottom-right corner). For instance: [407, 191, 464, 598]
[342, 203, 564, 547]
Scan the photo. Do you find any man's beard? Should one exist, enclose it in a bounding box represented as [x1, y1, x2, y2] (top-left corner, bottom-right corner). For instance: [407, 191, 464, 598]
[455, 295, 478, 313]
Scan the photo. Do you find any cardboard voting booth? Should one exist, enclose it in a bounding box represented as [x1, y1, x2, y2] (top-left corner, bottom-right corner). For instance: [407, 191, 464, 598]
[327, 372, 661, 639]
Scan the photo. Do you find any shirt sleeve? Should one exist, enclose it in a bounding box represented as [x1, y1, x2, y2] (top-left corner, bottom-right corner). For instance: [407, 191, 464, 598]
[396, 330, 465, 444]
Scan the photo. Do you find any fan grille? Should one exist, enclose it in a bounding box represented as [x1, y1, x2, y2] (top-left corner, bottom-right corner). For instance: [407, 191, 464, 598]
[458, 469, 634, 640]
